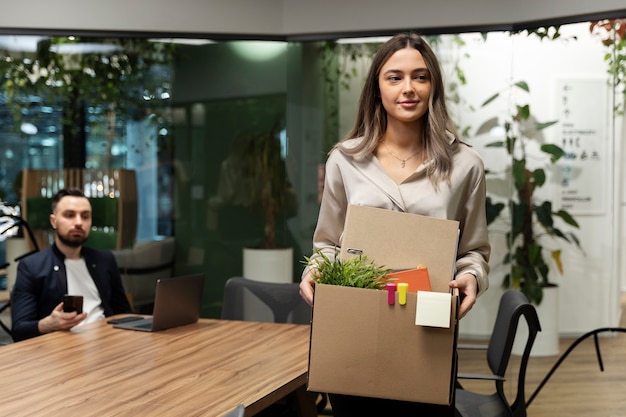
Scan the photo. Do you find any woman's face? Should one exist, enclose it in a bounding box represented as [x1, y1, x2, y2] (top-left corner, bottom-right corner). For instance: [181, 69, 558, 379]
[378, 47, 431, 126]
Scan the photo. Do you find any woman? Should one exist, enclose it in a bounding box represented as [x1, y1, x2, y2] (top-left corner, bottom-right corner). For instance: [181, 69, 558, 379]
[300, 33, 490, 415]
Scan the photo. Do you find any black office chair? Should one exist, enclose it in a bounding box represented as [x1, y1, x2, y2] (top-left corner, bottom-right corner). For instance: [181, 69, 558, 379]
[455, 290, 541, 417]
[221, 276, 330, 415]
[221, 404, 244, 417]
[221, 276, 311, 324]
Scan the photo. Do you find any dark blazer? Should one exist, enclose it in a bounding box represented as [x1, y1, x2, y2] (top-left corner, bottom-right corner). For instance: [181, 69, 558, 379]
[11, 244, 132, 342]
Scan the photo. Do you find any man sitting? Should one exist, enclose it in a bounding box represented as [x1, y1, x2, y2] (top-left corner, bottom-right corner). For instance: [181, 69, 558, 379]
[11, 188, 131, 342]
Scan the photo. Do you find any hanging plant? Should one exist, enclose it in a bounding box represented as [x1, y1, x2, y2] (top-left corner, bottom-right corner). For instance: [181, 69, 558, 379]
[589, 19, 626, 114]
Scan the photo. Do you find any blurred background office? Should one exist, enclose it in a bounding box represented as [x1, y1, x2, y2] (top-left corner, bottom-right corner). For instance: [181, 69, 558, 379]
[0, 1, 624, 342]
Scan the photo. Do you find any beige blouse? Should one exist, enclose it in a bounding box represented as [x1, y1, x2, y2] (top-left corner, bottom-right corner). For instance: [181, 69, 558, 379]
[307, 136, 491, 296]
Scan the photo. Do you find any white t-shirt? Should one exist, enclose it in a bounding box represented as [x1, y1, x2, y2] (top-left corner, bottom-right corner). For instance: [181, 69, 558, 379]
[65, 258, 106, 326]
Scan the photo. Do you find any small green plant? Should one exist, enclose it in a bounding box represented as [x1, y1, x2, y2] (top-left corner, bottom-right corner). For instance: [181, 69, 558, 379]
[303, 250, 391, 290]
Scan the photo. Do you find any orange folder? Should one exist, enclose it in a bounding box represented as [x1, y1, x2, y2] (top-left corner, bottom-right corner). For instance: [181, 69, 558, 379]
[387, 266, 431, 293]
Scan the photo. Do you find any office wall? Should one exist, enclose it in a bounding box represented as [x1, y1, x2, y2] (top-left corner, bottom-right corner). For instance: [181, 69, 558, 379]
[0, 0, 625, 37]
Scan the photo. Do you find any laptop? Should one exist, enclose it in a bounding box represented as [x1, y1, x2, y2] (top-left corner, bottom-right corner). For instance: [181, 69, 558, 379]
[113, 274, 204, 332]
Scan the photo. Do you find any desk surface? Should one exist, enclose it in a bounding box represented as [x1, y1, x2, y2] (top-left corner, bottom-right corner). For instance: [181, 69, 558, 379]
[0, 318, 314, 416]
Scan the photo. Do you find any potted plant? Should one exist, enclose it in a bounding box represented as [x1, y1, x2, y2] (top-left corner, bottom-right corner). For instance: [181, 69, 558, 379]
[304, 250, 391, 289]
[480, 81, 582, 355]
[237, 124, 298, 283]
[480, 80, 581, 306]
[238, 123, 296, 249]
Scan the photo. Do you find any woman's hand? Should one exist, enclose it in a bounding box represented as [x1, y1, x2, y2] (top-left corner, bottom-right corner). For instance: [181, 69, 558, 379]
[448, 273, 478, 319]
[299, 269, 317, 306]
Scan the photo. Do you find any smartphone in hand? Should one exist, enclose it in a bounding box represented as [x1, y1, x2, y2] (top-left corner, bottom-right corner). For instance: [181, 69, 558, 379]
[63, 295, 84, 314]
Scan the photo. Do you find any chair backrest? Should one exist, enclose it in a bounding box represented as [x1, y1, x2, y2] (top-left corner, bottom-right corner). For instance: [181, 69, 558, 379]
[112, 237, 176, 313]
[487, 289, 541, 416]
[221, 276, 311, 324]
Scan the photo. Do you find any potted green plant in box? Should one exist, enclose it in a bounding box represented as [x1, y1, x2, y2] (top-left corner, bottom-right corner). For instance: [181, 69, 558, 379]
[303, 250, 391, 289]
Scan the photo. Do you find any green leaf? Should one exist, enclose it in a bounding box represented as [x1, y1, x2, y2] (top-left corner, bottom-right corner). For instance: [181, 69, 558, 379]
[485, 140, 505, 148]
[568, 233, 581, 248]
[475, 117, 500, 135]
[511, 202, 525, 237]
[514, 81, 530, 92]
[531, 168, 546, 187]
[534, 201, 554, 228]
[505, 134, 516, 155]
[528, 242, 541, 265]
[551, 227, 573, 243]
[517, 104, 530, 120]
[481, 93, 500, 107]
[540, 143, 566, 163]
[536, 120, 558, 131]
[555, 209, 579, 228]
[512, 159, 526, 190]
[485, 196, 505, 225]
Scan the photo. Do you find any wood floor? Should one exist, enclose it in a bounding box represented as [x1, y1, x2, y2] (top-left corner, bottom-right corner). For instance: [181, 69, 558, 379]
[457, 293, 626, 417]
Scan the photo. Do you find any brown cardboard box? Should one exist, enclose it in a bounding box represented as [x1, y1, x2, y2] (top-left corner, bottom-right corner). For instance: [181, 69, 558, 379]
[307, 205, 460, 405]
[340, 205, 459, 292]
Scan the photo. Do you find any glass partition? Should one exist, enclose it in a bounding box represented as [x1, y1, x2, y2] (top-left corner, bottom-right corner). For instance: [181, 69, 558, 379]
[0, 18, 623, 319]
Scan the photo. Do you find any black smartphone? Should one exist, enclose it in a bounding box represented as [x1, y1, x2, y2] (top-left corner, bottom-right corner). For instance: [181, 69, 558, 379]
[106, 316, 144, 324]
[63, 295, 84, 314]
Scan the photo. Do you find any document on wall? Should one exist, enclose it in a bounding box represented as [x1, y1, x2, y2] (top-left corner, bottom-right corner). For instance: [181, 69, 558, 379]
[554, 77, 608, 215]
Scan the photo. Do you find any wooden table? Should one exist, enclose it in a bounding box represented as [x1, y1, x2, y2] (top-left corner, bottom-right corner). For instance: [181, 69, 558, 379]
[0, 318, 317, 417]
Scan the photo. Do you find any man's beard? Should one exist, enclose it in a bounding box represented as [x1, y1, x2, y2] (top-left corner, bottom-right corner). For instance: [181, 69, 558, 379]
[56, 231, 88, 248]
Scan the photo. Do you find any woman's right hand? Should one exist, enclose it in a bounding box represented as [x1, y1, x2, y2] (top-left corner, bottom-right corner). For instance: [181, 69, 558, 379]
[299, 269, 316, 306]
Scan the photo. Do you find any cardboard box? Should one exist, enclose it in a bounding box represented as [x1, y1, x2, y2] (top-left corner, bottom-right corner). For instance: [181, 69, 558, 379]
[308, 205, 460, 405]
[339, 205, 459, 292]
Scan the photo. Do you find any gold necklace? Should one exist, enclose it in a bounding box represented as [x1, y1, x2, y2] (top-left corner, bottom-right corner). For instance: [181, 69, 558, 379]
[382, 140, 424, 168]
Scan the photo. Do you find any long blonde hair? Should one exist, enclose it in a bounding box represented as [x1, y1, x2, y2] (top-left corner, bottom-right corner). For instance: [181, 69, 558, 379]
[334, 32, 458, 185]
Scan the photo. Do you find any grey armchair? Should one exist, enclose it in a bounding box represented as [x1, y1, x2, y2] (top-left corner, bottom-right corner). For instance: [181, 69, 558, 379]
[112, 237, 175, 313]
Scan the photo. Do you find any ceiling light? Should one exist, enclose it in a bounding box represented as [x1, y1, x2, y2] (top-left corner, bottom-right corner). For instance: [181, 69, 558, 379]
[20, 122, 38, 135]
[149, 38, 215, 46]
[50, 43, 121, 54]
[336, 36, 391, 44]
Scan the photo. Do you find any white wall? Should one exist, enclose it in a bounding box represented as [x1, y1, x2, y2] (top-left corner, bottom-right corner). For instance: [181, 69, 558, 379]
[0, 0, 624, 37]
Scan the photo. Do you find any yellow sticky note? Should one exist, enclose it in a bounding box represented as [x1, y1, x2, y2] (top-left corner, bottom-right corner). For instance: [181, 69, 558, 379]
[415, 291, 451, 328]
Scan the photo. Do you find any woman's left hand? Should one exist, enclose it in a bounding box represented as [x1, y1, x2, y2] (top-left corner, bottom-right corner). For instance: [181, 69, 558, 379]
[448, 274, 478, 319]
